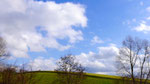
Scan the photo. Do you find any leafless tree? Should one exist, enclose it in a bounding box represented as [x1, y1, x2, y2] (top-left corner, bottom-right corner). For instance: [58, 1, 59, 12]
[16, 64, 39, 84]
[0, 37, 9, 71]
[0, 37, 9, 61]
[1, 64, 40, 84]
[1, 64, 17, 84]
[54, 54, 86, 84]
[116, 36, 150, 84]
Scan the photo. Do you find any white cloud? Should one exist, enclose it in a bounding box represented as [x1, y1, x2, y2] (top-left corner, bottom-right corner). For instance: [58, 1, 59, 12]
[27, 44, 119, 74]
[91, 36, 103, 44]
[132, 6, 150, 33]
[28, 57, 56, 71]
[146, 7, 150, 12]
[75, 44, 119, 75]
[134, 21, 150, 33]
[0, 0, 87, 57]
[97, 44, 119, 58]
[147, 17, 150, 20]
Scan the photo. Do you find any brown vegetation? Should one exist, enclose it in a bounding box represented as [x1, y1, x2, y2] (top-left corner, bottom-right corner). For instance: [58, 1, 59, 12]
[116, 36, 150, 84]
[54, 54, 86, 84]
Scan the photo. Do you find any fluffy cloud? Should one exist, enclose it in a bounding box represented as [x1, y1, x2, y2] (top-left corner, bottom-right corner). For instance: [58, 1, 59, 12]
[28, 57, 56, 71]
[133, 6, 150, 33]
[75, 44, 119, 75]
[134, 21, 150, 33]
[28, 44, 119, 74]
[91, 36, 103, 45]
[0, 0, 87, 57]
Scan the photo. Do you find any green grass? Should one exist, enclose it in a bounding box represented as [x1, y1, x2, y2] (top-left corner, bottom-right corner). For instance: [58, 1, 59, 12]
[32, 72, 57, 84]
[1, 71, 150, 84]
[28, 71, 128, 84]
[86, 73, 121, 79]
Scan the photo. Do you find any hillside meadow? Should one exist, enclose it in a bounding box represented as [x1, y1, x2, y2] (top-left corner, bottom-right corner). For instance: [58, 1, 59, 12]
[12, 71, 143, 84]
[1, 71, 150, 84]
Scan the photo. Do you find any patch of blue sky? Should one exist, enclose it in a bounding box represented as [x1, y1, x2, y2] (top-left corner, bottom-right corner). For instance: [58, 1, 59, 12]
[36, 26, 48, 37]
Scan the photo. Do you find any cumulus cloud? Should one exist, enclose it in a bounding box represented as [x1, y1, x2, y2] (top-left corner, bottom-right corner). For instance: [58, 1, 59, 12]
[133, 6, 150, 33]
[132, 6, 150, 33]
[134, 21, 150, 33]
[27, 44, 119, 74]
[91, 36, 103, 45]
[75, 44, 119, 75]
[0, 0, 87, 57]
[28, 57, 56, 71]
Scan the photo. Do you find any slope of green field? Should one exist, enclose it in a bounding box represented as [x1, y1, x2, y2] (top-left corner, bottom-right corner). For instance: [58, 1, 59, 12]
[1, 71, 149, 84]
[31, 71, 125, 84]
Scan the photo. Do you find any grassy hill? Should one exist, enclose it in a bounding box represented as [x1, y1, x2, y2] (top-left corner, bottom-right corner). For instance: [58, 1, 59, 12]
[29, 71, 127, 84]
[1, 71, 149, 84]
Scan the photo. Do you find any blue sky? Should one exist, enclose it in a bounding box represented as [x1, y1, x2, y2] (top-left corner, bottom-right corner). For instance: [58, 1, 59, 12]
[1, 0, 150, 75]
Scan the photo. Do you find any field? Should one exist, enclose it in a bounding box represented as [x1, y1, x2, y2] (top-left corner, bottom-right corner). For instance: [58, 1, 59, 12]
[28, 71, 127, 84]
[1, 71, 150, 84]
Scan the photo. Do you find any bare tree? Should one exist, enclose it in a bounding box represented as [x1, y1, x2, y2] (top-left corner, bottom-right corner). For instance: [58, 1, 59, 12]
[0, 37, 9, 72]
[54, 54, 86, 84]
[1, 64, 17, 84]
[116, 36, 150, 84]
[0, 64, 40, 84]
[0, 37, 9, 61]
[16, 64, 39, 84]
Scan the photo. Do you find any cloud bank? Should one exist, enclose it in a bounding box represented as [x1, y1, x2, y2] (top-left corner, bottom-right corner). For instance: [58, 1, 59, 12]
[76, 44, 119, 74]
[28, 57, 56, 71]
[28, 44, 119, 75]
[0, 0, 87, 57]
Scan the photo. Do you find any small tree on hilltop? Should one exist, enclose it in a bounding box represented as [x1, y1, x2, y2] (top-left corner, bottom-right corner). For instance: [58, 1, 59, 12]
[54, 54, 86, 84]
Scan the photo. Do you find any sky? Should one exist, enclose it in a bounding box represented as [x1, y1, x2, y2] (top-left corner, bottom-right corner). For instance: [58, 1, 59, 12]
[1, 0, 150, 75]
